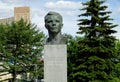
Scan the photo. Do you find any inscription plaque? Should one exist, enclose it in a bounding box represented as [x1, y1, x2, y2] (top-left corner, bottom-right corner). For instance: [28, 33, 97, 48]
[44, 45, 67, 82]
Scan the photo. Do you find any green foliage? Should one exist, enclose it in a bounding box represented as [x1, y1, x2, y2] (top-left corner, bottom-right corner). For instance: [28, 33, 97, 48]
[112, 78, 120, 82]
[111, 41, 120, 82]
[68, 0, 118, 82]
[0, 19, 45, 81]
[115, 63, 120, 77]
[0, 24, 7, 60]
[115, 41, 120, 62]
[66, 34, 83, 82]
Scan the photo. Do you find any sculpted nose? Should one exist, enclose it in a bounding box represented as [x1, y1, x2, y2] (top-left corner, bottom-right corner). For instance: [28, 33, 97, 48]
[52, 22, 56, 26]
[52, 23, 56, 26]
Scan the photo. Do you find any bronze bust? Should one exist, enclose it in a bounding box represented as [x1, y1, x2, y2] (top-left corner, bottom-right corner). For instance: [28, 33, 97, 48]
[44, 11, 66, 44]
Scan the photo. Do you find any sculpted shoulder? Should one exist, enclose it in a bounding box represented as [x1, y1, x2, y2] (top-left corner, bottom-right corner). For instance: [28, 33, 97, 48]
[46, 35, 67, 45]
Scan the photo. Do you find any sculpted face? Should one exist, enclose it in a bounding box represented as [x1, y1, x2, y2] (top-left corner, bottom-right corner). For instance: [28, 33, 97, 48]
[44, 11, 67, 44]
[45, 12, 63, 34]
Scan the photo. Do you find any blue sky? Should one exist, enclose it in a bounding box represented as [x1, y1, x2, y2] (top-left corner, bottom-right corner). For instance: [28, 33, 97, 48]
[0, 0, 120, 39]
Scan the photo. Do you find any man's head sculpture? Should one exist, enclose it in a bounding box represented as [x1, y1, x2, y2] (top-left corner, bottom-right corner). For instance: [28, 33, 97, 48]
[44, 11, 66, 44]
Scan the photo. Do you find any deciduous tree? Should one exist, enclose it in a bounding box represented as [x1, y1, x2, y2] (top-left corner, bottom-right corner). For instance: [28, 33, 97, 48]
[0, 19, 45, 81]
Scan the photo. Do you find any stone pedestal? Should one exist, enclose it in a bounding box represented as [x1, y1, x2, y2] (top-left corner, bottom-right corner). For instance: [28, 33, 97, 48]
[44, 45, 67, 82]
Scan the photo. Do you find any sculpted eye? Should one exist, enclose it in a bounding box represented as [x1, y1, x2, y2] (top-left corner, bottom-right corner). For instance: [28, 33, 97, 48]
[47, 20, 52, 23]
[56, 20, 60, 22]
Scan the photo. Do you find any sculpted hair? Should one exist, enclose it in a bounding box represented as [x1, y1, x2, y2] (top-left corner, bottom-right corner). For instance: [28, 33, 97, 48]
[44, 11, 63, 22]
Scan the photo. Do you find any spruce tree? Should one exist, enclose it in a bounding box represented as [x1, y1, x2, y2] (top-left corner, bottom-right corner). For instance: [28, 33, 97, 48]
[66, 35, 83, 82]
[1, 19, 45, 81]
[74, 0, 118, 81]
[111, 41, 120, 81]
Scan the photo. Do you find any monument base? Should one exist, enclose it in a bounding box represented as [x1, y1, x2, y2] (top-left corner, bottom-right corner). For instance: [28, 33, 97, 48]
[44, 45, 67, 82]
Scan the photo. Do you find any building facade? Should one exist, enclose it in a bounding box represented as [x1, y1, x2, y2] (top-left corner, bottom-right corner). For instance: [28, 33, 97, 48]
[14, 6, 30, 22]
[0, 6, 30, 24]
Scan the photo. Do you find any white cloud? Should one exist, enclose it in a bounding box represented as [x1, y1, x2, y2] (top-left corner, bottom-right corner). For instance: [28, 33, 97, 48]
[0, 0, 21, 3]
[45, 0, 82, 10]
[0, 0, 28, 18]
[43, 0, 83, 17]
[31, 8, 48, 34]
[0, 1, 11, 9]
[31, 13, 48, 35]
[0, 2, 14, 18]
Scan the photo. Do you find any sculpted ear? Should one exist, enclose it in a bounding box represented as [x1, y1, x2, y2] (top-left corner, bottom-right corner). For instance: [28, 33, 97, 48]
[61, 24, 63, 28]
[45, 24, 48, 29]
